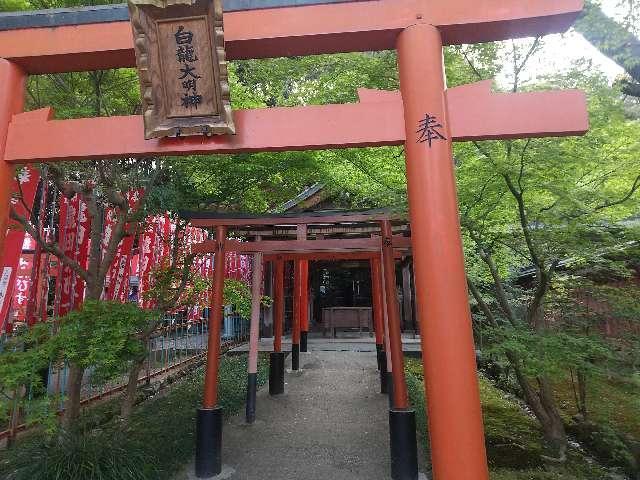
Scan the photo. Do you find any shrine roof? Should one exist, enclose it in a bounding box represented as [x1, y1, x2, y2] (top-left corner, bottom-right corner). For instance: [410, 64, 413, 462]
[181, 208, 405, 225]
[278, 183, 326, 212]
[186, 208, 412, 256]
[182, 208, 409, 242]
[0, 0, 360, 31]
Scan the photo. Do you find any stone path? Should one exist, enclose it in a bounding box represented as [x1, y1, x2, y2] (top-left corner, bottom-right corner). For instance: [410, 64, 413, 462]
[178, 349, 418, 479]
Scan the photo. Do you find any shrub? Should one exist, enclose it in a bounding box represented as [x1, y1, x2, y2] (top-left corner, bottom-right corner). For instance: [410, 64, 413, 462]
[1, 429, 152, 480]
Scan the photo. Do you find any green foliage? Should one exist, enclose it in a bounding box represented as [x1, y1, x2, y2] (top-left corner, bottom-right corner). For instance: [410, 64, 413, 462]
[405, 359, 614, 479]
[0, 324, 57, 431]
[552, 370, 640, 440]
[54, 301, 154, 383]
[3, 429, 151, 480]
[569, 421, 638, 475]
[142, 254, 208, 314]
[0, 323, 52, 395]
[404, 361, 430, 462]
[490, 469, 594, 480]
[574, 0, 640, 98]
[0, 0, 30, 11]
[223, 278, 252, 318]
[484, 324, 612, 379]
[0, 354, 269, 480]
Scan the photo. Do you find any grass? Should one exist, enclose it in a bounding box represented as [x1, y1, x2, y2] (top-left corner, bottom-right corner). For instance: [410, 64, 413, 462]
[0, 353, 269, 480]
[404, 358, 614, 480]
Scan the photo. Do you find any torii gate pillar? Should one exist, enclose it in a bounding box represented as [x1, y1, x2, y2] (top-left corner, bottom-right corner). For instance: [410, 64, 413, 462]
[0, 60, 26, 254]
[398, 24, 489, 480]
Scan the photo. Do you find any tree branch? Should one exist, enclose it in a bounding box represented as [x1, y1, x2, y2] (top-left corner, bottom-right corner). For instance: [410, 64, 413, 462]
[466, 276, 499, 327]
[594, 174, 640, 211]
[10, 205, 89, 283]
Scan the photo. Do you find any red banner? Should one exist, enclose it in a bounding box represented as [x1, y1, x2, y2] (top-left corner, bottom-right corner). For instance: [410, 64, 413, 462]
[103, 190, 142, 302]
[57, 195, 80, 316]
[138, 218, 158, 309]
[12, 236, 34, 324]
[0, 166, 40, 333]
[72, 198, 91, 309]
[25, 178, 49, 326]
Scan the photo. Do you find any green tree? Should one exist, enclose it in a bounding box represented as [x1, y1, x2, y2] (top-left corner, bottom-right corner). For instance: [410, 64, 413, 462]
[575, 0, 640, 98]
[461, 39, 640, 459]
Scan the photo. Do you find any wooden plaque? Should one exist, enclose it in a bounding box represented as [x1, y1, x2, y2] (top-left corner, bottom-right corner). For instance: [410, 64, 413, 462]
[128, 0, 235, 139]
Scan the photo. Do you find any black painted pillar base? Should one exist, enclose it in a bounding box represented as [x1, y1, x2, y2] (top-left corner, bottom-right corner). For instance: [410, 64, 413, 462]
[389, 408, 419, 480]
[245, 373, 257, 424]
[379, 353, 388, 394]
[300, 331, 308, 352]
[376, 343, 384, 371]
[195, 406, 223, 478]
[292, 343, 300, 371]
[386, 372, 395, 409]
[269, 352, 286, 395]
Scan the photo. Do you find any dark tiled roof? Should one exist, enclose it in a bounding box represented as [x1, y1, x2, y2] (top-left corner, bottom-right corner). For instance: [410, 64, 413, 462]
[0, 1, 362, 31]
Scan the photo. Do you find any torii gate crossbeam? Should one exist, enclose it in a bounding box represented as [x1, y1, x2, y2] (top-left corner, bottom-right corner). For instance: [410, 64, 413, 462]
[0, 0, 582, 73]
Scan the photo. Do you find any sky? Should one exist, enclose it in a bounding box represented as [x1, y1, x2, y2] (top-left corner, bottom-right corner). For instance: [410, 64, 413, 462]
[503, 0, 627, 87]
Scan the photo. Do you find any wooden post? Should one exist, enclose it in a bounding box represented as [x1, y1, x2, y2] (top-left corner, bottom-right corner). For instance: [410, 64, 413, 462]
[398, 23, 489, 480]
[196, 225, 227, 478]
[246, 252, 263, 423]
[370, 256, 385, 370]
[202, 225, 227, 408]
[299, 258, 310, 352]
[0, 60, 26, 254]
[292, 224, 306, 365]
[380, 255, 392, 394]
[401, 261, 413, 333]
[380, 220, 408, 410]
[381, 220, 419, 480]
[269, 255, 286, 395]
[291, 258, 301, 370]
[273, 256, 285, 353]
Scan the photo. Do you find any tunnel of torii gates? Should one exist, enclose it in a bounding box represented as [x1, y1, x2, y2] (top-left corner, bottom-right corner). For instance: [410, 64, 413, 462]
[0, 0, 589, 478]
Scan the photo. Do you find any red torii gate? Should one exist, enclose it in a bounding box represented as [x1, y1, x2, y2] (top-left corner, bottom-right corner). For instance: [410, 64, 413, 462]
[187, 211, 416, 472]
[0, 1, 589, 479]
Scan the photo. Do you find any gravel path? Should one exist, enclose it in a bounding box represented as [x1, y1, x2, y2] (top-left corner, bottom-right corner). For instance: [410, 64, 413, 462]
[179, 350, 400, 479]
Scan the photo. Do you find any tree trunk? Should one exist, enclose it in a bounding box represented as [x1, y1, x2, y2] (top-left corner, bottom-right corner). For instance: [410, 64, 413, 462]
[121, 357, 145, 419]
[577, 369, 588, 421]
[60, 281, 102, 427]
[62, 364, 85, 428]
[537, 377, 568, 461]
[121, 323, 157, 420]
[511, 357, 568, 461]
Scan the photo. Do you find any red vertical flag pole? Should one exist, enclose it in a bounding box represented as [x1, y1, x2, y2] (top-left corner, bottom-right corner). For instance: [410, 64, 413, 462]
[196, 225, 227, 478]
[269, 256, 286, 395]
[0, 60, 26, 255]
[397, 23, 489, 480]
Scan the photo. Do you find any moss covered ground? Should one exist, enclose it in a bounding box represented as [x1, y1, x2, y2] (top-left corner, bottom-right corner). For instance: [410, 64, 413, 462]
[405, 358, 615, 480]
[550, 371, 640, 440]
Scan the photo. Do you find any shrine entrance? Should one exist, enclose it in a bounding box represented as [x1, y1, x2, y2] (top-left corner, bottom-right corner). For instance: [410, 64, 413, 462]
[184, 209, 420, 478]
[0, 1, 589, 479]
